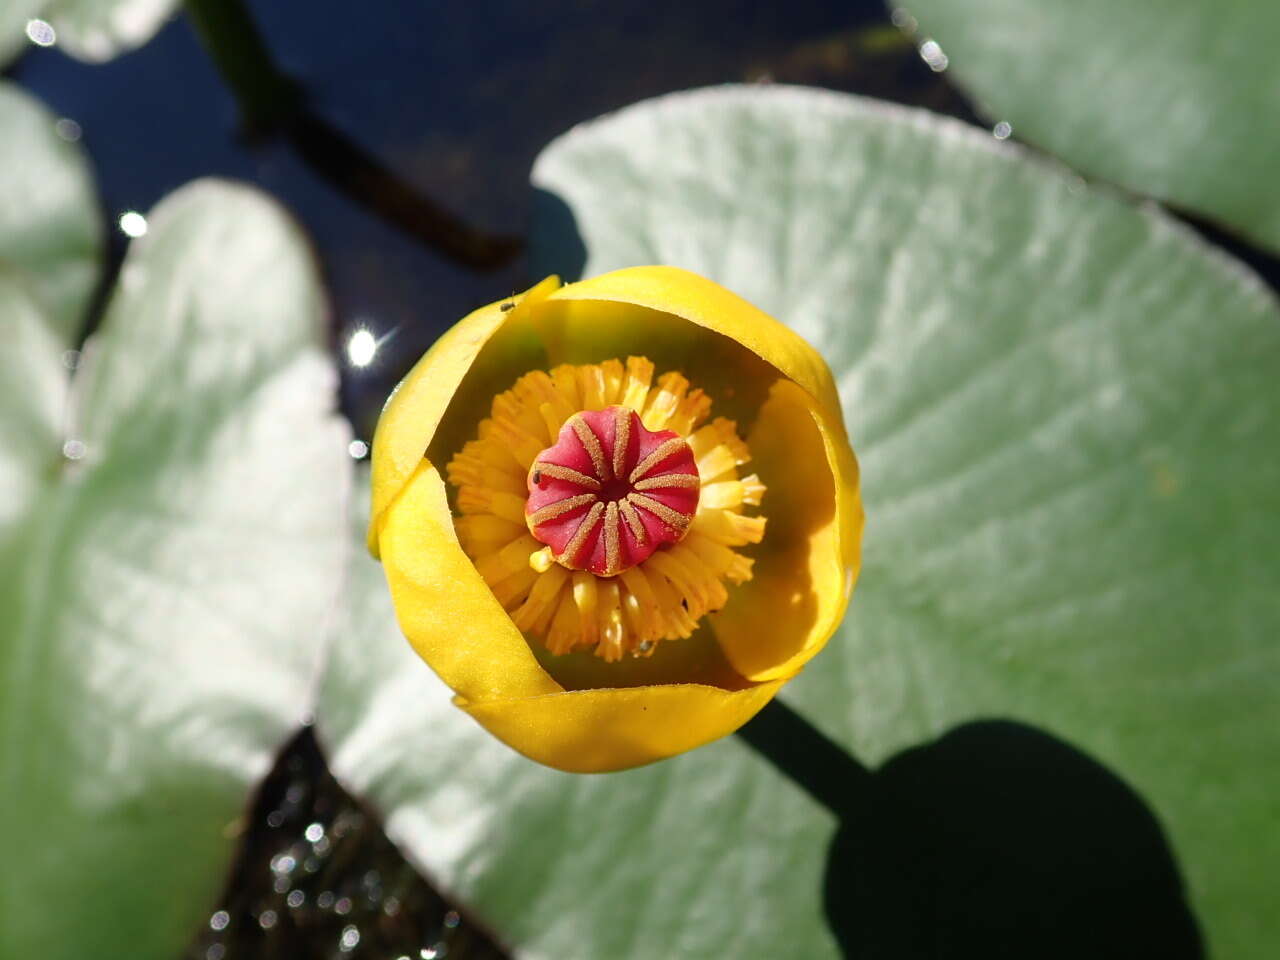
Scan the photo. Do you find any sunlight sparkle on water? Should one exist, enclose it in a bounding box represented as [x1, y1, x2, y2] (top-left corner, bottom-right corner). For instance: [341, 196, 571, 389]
[339, 925, 360, 952]
[346, 328, 378, 367]
[55, 118, 82, 142]
[119, 211, 148, 238]
[25, 19, 55, 46]
[919, 38, 949, 72]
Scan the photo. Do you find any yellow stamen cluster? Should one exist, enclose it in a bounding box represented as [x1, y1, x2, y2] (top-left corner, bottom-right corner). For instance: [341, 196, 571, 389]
[447, 357, 766, 661]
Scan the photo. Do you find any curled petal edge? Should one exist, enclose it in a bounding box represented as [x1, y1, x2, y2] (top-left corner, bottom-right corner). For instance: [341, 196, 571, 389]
[369, 266, 854, 557]
[712, 377, 863, 682]
[455, 680, 786, 773]
[546, 265, 848, 437]
[378, 460, 562, 703]
[368, 275, 561, 556]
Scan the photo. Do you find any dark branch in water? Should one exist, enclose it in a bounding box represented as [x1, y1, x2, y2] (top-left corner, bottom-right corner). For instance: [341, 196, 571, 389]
[185, 0, 521, 270]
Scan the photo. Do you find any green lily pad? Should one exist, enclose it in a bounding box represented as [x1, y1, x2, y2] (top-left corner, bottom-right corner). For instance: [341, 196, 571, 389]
[898, 0, 1280, 255]
[317, 87, 1280, 958]
[0, 0, 178, 66]
[0, 81, 102, 343]
[0, 0, 42, 67]
[0, 180, 350, 959]
[0, 266, 66, 549]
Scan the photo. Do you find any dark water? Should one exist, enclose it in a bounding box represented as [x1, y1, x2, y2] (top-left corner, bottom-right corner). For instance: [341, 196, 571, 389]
[9, 1, 1266, 956]
[9, 0, 971, 440]
[183, 729, 507, 960]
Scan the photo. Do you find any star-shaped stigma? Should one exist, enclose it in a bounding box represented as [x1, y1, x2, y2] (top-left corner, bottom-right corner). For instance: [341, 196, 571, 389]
[525, 405, 701, 576]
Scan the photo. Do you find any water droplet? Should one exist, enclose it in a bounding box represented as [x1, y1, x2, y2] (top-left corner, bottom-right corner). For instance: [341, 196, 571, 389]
[334, 896, 353, 915]
[266, 810, 285, 828]
[992, 121, 1013, 140]
[348, 439, 369, 459]
[118, 211, 148, 238]
[259, 910, 278, 930]
[918, 38, 949, 71]
[273, 875, 291, 893]
[304, 822, 324, 843]
[62, 439, 86, 461]
[316, 891, 335, 910]
[54, 118, 82, 142]
[286, 889, 306, 909]
[443, 910, 460, 929]
[209, 910, 230, 932]
[383, 896, 401, 917]
[206, 944, 226, 960]
[339, 925, 360, 952]
[25, 19, 56, 46]
[346, 328, 377, 368]
[270, 853, 297, 874]
[890, 7, 917, 31]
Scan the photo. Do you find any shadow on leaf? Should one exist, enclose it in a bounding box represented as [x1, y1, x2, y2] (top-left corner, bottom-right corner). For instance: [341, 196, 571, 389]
[530, 187, 588, 282]
[739, 703, 1203, 959]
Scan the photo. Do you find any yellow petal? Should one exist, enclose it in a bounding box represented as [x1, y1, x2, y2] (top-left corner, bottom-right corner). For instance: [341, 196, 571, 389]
[711, 378, 864, 681]
[378, 458, 562, 702]
[457, 679, 784, 773]
[546, 265, 846, 430]
[367, 275, 561, 556]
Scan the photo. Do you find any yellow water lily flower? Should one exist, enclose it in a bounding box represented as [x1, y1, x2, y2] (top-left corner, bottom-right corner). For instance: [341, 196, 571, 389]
[368, 266, 862, 772]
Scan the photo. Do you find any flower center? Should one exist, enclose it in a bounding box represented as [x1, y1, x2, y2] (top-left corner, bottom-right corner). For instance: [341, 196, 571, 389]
[525, 406, 699, 576]
[448, 356, 766, 662]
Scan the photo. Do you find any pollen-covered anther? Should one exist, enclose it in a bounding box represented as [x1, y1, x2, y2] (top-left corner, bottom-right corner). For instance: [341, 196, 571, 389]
[525, 406, 700, 576]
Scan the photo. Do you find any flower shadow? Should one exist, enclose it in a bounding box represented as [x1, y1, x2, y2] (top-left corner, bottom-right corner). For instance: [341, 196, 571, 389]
[531, 188, 588, 282]
[738, 703, 1204, 958]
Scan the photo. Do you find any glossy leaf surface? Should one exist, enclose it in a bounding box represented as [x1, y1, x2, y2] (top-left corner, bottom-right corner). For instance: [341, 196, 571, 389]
[0, 180, 350, 959]
[0, 0, 178, 66]
[320, 87, 1280, 958]
[0, 81, 101, 343]
[902, 0, 1280, 253]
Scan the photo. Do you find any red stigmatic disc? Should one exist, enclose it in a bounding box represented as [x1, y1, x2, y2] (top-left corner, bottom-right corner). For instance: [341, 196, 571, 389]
[525, 406, 700, 576]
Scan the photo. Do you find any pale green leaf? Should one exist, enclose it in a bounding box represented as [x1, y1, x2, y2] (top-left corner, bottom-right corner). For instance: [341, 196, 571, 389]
[319, 87, 1279, 958]
[43, 0, 179, 62]
[0, 180, 350, 959]
[0, 267, 65, 550]
[0, 0, 177, 66]
[0, 0, 43, 68]
[0, 81, 101, 343]
[900, 0, 1280, 254]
